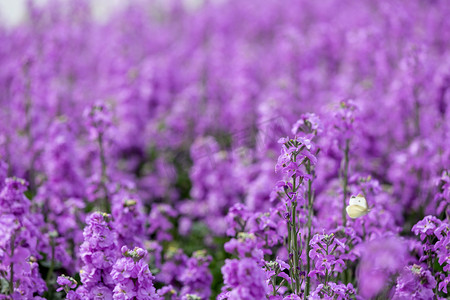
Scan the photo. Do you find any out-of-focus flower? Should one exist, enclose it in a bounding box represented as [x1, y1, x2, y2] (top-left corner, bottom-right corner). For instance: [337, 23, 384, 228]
[355, 237, 408, 299]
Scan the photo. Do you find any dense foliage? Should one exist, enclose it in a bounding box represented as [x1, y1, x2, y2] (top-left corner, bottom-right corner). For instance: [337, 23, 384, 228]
[0, 0, 449, 299]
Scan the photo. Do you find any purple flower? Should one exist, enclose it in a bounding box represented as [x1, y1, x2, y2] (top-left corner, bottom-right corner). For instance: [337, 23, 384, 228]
[57, 275, 77, 292]
[180, 250, 212, 299]
[0, 176, 47, 297]
[220, 258, 268, 299]
[111, 188, 146, 248]
[356, 237, 408, 299]
[77, 212, 118, 296]
[438, 276, 450, 293]
[309, 233, 346, 278]
[310, 282, 354, 300]
[412, 215, 442, 241]
[291, 113, 323, 136]
[111, 246, 159, 300]
[393, 265, 436, 299]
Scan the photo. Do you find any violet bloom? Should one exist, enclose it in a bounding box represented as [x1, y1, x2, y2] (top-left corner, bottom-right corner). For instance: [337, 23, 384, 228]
[438, 275, 450, 294]
[224, 232, 264, 260]
[83, 102, 114, 141]
[412, 215, 450, 292]
[57, 275, 77, 292]
[57, 275, 80, 300]
[111, 188, 146, 248]
[180, 250, 212, 299]
[412, 215, 445, 268]
[148, 204, 177, 242]
[220, 258, 269, 300]
[291, 113, 323, 137]
[111, 246, 160, 300]
[309, 233, 346, 278]
[265, 259, 291, 295]
[156, 247, 188, 287]
[225, 203, 252, 236]
[393, 265, 436, 299]
[36, 119, 86, 241]
[412, 215, 442, 241]
[157, 285, 177, 299]
[77, 212, 118, 298]
[0, 177, 46, 297]
[435, 171, 450, 215]
[310, 282, 355, 300]
[355, 237, 408, 298]
[187, 136, 247, 235]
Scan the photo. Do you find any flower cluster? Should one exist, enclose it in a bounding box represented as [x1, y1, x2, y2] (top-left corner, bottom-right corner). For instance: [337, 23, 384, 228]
[76, 212, 118, 299]
[410, 216, 450, 294]
[393, 265, 436, 299]
[111, 246, 159, 299]
[356, 237, 409, 299]
[309, 233, 346, 279]
[310, 282, 355, 300]
[57, 275, 79, 300]
[0, 177, 46, 298]
[219, 258, 268, 299]
[179, 250, 212, 299]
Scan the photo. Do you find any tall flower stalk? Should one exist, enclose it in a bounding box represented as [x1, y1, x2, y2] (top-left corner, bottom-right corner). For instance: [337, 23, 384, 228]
[305, 160, 314, 297]
[333, 100, 358, 226]
[341, 139, 350, 225]
[97, 131, 110, 212]
[84, 103, 113, 213]
[275, 113, 322, 297]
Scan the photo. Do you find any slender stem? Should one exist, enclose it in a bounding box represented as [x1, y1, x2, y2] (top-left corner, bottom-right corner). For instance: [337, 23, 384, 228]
[362, 219, 367, 241]
[9, 265, 13, 294]
[46, 235, 55, 286]
[23, 63, 37, 193]
[98, 133, 110, 213]
[426, 236, 438, 295]
[342, 139, 350, 226]
[287, 212, 294, 292]
[414, 93, 420, 136]
[275, 279, 286, 293]
[272, 277, 277, 296]
[324, 243, 329, 287]
[9, 234, 16, 295]
[292, 172, 300, 294]
[305, 162, 314, 298]
[288, 155, 300, 295]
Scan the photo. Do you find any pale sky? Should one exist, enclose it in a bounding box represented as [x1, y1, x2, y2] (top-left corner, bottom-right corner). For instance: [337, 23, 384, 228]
[0, 0, 128, 27]
[0, 0, 209, 27]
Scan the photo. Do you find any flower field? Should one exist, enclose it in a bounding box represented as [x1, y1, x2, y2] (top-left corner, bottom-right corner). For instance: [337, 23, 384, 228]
[0, 0, 449, 299]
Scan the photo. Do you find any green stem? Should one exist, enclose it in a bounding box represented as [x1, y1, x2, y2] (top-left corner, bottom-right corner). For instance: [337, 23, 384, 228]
[9, 234, 16, 295]
[324, 243, 329, 287]
[46, 236, 55, 289]
[275, 279, 286, 293]
[287, 211, 294, 292]
[362, 219, 367, 241]
[98, 133, 110, 213]
[342, 139, 350, 226]
[426, 237, 438, 295]
[414, 94, 420, 136]
[289, 157, 300, 295]
[23, 63, 37, 193]
[292, 202, 300, 294]
[272, 277, 277, 296]
[305, 162, 314, 298]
